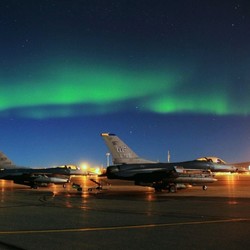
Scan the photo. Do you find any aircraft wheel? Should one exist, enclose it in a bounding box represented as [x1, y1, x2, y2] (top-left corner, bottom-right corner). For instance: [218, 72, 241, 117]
[203, 185, 207, 191]
[77, 187, 82, 192]
[169, 184, 177, 193]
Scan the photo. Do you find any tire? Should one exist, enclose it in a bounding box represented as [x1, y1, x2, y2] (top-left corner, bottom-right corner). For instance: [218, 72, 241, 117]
[169, 184, 177, 193]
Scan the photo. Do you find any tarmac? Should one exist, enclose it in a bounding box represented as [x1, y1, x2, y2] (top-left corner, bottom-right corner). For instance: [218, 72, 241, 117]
[1, 174, 250, 250]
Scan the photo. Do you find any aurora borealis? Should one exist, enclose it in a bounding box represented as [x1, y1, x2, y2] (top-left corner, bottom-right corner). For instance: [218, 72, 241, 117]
[1, 60, 249, 118]
[0, 61, 182, 118]
[1, 0, 250, 166]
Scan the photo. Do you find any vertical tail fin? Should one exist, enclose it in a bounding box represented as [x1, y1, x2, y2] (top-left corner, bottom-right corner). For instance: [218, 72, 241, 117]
[0, 151, 14, 167]
[101, 133, 155, 164]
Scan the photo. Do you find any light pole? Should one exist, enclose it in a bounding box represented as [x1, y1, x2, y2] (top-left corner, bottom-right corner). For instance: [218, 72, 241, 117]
[168, 150, 171, 163]
[106, 152, 110, 167]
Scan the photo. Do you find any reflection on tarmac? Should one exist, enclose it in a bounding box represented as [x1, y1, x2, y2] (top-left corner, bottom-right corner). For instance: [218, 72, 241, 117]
[1, 174, 250, 250]
[225, 174, 238, 204]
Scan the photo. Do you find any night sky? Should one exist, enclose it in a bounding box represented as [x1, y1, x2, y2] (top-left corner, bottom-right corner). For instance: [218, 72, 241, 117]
[1, 0, 250, 167]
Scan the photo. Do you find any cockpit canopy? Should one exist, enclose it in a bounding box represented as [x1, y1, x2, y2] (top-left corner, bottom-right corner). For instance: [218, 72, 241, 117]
[196, 157, 226, 165]
[56, 165, 80, 170]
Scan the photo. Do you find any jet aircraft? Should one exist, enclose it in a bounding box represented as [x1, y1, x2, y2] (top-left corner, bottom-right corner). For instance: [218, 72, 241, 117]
[101, 133, 237, 192]
[0, 151, 85, 189]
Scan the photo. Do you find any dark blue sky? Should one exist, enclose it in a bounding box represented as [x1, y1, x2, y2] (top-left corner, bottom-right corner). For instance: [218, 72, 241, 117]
[1, 0, 250, 167]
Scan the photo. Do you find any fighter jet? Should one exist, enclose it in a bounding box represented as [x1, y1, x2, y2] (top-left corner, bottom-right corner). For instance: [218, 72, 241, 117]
[0, 167, 70, 188]
[0, 151, 84, 189]
[101, 133, 236, 192]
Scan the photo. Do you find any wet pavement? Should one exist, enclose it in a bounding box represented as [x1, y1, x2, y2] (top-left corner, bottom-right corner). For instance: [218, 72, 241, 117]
[0, 174, 250, 250]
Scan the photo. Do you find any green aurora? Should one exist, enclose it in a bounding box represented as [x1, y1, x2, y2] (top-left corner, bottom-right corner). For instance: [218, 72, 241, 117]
[0, 62, 248, 119]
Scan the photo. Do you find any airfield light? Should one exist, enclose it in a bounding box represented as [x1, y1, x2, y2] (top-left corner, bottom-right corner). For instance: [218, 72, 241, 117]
[80, 163, 90, 173]
[81, 163, 88, 170]
[94, 167, 101, 175]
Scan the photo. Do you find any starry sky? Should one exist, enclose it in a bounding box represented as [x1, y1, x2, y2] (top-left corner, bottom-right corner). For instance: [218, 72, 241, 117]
[1, 0, 250, 167]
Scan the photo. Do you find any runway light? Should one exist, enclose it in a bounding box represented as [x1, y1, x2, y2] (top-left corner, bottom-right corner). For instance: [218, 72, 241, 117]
[79, 162, 104, 175]
[82, 164, 87, 170]
[80, 163, 89, 172]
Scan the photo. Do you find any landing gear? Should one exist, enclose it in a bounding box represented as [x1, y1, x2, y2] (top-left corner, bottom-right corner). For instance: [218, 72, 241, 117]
[202, 185, 208, 191]
[169, 184, 177, 193]
[88, 178, 103, 192]
[72, 183, 82, 192]
[153, 183, 177, 193]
